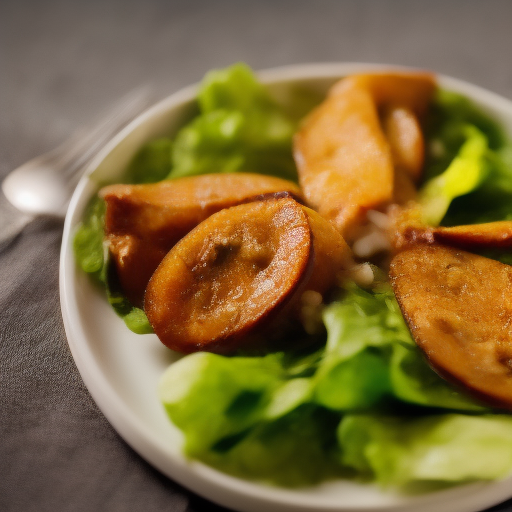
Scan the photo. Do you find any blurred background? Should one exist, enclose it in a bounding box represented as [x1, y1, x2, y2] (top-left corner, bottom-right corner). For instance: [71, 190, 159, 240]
[3, 0, 512, 173]
[2, 1, 512, 511]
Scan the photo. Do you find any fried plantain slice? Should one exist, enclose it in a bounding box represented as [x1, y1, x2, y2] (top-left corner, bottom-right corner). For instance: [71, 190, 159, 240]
[429, 221, 512, 250]
[382, 105, 425, 182]
[341, 72, 436, 117]
[100, 173, 302, 306]
[294, 72, 435, 241]
[390, 243, 512, 409]
[392, 218, 512, 252]
[144, 196, 351, 354]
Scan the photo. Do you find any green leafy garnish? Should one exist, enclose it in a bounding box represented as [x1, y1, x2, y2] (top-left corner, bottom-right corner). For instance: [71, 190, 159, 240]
[423, 89, 512, 225]
[73, 195, 106, 278]
[419, 125, 489, 225]
[339, 414, 512, 486]
[73, 195, 152, 334]
[159, 284, 496, 487]
[124, 138, 173, 184]
[169, 63, 298, 181]
[102, 260, 153, 334]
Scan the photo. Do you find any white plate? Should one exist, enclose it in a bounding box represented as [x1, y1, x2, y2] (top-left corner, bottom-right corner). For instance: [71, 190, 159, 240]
[60, 63, 512, 512]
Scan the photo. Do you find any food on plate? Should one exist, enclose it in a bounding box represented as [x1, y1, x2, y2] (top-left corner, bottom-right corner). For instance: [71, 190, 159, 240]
[145, 195, 352, 354]
[396, 220, 512, 249]
[339, 414, 512, 486]
[100, 173, 302, 306]
[74, 63, 512, 490]
[293, 72, 435, 240]
[382, 105, 425, 181]
[390, 243, 512, 408]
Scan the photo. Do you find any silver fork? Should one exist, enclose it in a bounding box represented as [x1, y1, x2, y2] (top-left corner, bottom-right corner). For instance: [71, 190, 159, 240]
[1, 87, 152, 246]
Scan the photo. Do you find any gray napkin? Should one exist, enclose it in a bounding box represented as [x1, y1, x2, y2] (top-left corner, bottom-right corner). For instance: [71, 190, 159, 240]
[0, 215, 235, 512]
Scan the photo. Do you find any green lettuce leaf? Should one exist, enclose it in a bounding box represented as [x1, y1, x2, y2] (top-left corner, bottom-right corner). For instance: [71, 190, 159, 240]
[102, 262, 153, 334]
[390, 343, 487, 412]
[423, 89, 512, 225]
[424, 89, 507, 181]
[73, 195, 106, 278]
[73, 195, 152, 334]
[159, 350, 345, 486]
[159, 351, 287, 455]
[316, 284, 484, 412]
[169, 63, 298, 181]
[124, 138, 173, 184]
[322, 284, 411, 361]
[198, 405, 344, 487]
[419, 125, 489, 226]
[314, 350, 391, 411]
[339, 414, 512, 486]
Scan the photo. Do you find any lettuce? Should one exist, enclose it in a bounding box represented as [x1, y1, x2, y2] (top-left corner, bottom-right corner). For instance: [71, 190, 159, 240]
[102, 259, 153, 334]
[73, 195, 152, 334]
[158, 350, 341, 486]
[339, 414, 512, 485]
[169, 63, 298, 181]
[317, 285, 483, 412]
[314, 286, 405, 410]
[314, 350, 391, 411]
[322, 285, 411, 360]
[160, 352, 286, 455]
[422, 90, 512, 226]
[158, 284, 497, 487]
[124, 138, 173, 184]
[73, 195, 105, 278]
[419, 125, 489, 226]
[198, 406, 344, 487]
[389, 343, 486, 411]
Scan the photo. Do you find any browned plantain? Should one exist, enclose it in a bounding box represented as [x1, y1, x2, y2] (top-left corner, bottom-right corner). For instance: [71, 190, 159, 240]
[294, 72, 435, 241]
[391, 218, 512, 252]
[144, 196, 351, 354]
[340, 72, 436, 117]
[390, 243, 512, 410]
[382, 105, 425, 182]
[430, 221, 512, 250]
[100, 173, 302, 306]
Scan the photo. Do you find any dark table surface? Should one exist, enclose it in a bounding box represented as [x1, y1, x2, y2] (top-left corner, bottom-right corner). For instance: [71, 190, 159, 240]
[2, 1, 512, 511]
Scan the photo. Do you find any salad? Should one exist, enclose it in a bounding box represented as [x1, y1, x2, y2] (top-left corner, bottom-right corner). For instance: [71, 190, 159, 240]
[74, 63, 512, 490]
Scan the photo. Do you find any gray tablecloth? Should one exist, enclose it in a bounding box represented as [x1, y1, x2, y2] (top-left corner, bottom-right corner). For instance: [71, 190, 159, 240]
[2, 1, 512, 511]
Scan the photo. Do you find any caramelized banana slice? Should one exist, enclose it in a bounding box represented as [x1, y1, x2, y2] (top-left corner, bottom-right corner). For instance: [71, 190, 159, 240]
[294, 79, 393, 240]
[390, 243, 512, 409]
[294, 72, 435, 240]
[100, 173, 302, 306]
[430, 221, 512, 249]
[382, 105, 425, 182]
[393, 219, 512, 251]
[342, 72, 436, 117]
[145, 196, 351, 354]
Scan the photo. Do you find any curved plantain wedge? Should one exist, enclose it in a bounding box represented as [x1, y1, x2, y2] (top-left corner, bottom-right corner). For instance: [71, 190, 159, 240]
[429, 221, 512, 250]
[338, 72, 436, 117]
[293, 72, 435, 241]
[100, 173, 302, 307]
[382, 105, 425, 183]
[144, 196, 352, 354]
[390, 243, 512, 410]
[393, 219, 512, 252]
